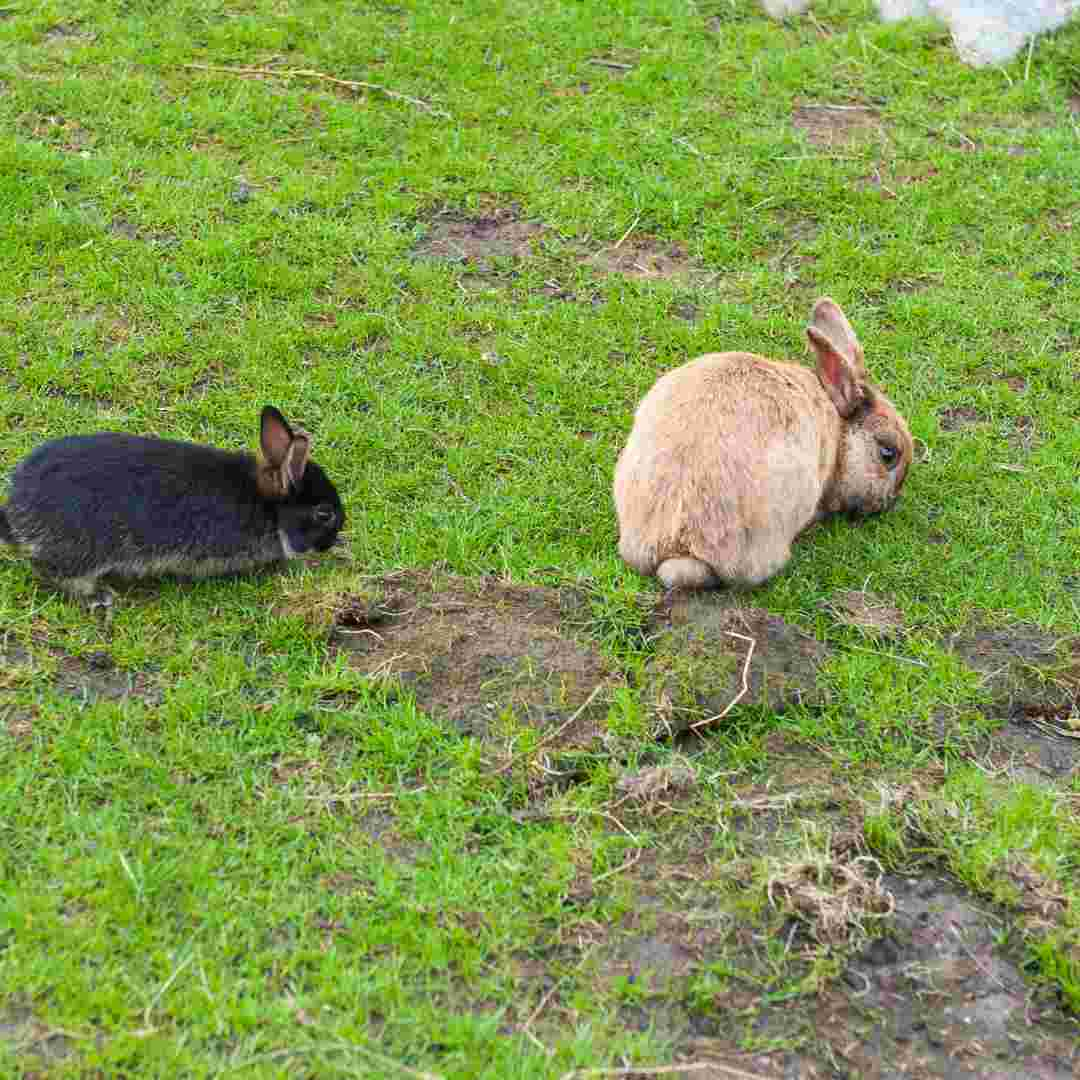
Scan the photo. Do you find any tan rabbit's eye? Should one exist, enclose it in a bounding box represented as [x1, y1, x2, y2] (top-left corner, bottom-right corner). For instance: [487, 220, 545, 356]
[877, 443, 899, 469]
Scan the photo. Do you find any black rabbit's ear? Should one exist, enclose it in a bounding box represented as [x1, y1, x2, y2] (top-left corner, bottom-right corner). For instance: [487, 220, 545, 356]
[283, 430, 311, 488]
[260, 407, 294, 466]
[257, 407, 311, 497]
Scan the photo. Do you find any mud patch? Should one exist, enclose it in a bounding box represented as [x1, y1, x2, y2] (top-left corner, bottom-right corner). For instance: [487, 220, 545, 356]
[0, 1001, 75, 1064]
[792, 103, 881, 147]
[827, 590, 907, 638]
[645, 592, 832, 736]
[331, 572, 619, 747]
[546, 81, 592, 97]
[54, 650, 163, 706]
[413, 208, 545, 268]
[858, 163, 940, 198]
[0, 644, 162, 707]
[952, 625, 1080, 777]
[1009, 414, 1037, 452]
[939, 405, 989, 431]
[589, 236, 706, 281]
[986, 720, 1080, 782]
[821, 876, 1079, 1079]
[44, 22, 94, 43]
[949, 626, 1079, 712]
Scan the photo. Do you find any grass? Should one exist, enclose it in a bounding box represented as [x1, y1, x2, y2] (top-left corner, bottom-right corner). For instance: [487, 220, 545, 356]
[1, 0, 1079, 1075]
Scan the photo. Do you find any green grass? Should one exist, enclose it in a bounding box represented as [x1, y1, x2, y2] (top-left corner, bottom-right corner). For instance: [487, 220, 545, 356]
[1, 0, 1079, 1075]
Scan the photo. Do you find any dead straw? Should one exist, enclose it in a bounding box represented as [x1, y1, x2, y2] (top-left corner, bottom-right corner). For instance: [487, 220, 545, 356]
[184, 63, 450, 118]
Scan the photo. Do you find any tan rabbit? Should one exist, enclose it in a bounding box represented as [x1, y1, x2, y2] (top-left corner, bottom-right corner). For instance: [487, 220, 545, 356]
[613, 298, 913, 589]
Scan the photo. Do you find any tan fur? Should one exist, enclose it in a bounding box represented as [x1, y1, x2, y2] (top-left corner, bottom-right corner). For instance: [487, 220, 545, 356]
[613, 298, 913, 590]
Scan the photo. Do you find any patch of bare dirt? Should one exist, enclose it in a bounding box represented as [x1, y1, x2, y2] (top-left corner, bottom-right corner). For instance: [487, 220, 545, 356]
[413, 208, 545, 268]
[644, 592, 832, 736]
[109, 217, 140, 240]
[793, 103, 882, 147]
[0, 643, 162, 706]
[22, 114, 93, 153]
[589, 236, 706, 281]
[987, 720, 1080, 783]
[970, 367, 1030, 393]
[858, 163, 940, 198]
[669, 299, 700, 322]
[950, 626, 1079, 711]
[54, 650, 163, 706]
[331, 572, 618, 748]
[615, 760, 699, 803]
[43, 23, 94, 43]
[953, 626, 1080, 777]
[1009, 414, 1038, 452]
[414, 205, 712, 289]
[827, 590, 907, 638]
[817, 876, 1079, 1079]
[545, 81, 593, 97]
[510, 738, 1078, 1077]
[0, 1001, 75, 1064]
[939, 405, 989, 431]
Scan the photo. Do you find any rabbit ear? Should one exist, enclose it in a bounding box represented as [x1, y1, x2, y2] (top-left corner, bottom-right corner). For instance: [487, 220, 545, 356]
[809, 298, 866, 379]
[260, 407, 294, 466]
[807, 324, 867, 419]
[258, 407, 311, 496]
[282, 430, 311, 487]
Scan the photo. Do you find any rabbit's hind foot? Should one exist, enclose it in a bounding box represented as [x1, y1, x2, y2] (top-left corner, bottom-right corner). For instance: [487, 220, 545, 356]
[37, 566, 117, 617]
[656, 557, 719, 591]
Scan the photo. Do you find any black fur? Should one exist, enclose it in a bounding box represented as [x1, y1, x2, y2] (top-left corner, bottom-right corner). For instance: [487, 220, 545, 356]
[0, 421, 344, 594]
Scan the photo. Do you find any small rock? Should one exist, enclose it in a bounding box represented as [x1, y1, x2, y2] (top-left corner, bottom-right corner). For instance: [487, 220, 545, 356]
[861, 935, 900, 967]
[231, 180, 255, 204]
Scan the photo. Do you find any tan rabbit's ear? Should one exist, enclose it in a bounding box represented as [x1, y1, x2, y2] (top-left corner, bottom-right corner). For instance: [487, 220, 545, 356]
[258, 407, 311, 496]
[809, 298, 866, 379]
[807, 324, 867, 419]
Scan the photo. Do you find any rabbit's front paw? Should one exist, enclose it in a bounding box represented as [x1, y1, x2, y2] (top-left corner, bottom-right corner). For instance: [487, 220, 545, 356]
[88, 584, 116, 617]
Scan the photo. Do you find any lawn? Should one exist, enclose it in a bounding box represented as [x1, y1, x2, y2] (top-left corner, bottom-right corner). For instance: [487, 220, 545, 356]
[1, 0, 1079, 1076]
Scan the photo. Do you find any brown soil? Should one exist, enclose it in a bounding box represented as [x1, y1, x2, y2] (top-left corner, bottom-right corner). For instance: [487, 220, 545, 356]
[939, 405, 989, 431]
[948, 626, 1079, 713]
[588, 236, 707, 281]
[413, 208, 545, 267]
[330, 571, 618, 749]
[414, 207, 707, 285]
[525, 750, 1080, 1078]
[0, 644, 162, 706]
[792, 103, 882, 147]
[827, 590, 907, 638]
[44, 23, 93, 43]
[645, 591, 833, 735]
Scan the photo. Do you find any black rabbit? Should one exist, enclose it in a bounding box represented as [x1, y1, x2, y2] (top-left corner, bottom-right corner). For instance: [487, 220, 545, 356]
[0, 406, 344, 611]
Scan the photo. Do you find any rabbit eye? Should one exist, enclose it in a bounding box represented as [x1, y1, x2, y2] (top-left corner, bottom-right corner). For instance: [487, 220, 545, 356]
[313, 505, 336, 526]
[877, 443, 899, 468]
